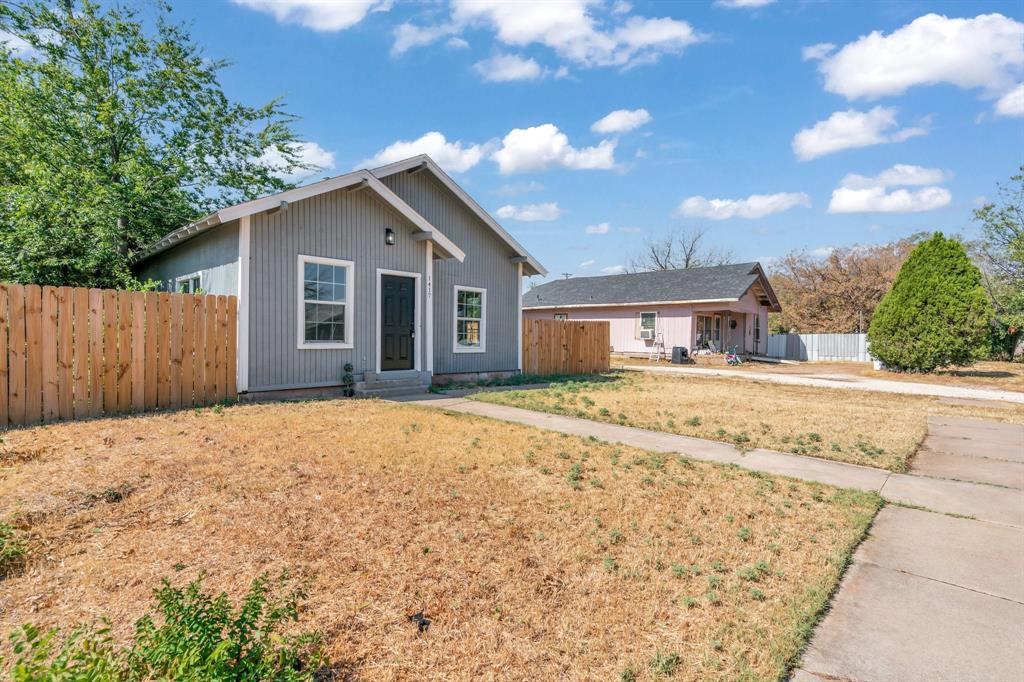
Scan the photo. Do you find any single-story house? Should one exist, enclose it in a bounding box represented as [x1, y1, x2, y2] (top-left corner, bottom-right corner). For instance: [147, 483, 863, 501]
[133, 154, 546, 395]
[522, 263, 781, 357]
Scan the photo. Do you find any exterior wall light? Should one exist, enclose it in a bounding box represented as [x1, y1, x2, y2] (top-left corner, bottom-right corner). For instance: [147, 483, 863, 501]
[385, 227, 396, 246]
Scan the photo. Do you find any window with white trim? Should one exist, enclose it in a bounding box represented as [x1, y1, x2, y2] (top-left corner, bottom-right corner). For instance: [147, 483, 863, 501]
[754, 314, 761, 347]
[553, 313, 568, 321]
[454, 286, 485, 352]
[175, 273, 201, 294]
[298, 255, 353, 349]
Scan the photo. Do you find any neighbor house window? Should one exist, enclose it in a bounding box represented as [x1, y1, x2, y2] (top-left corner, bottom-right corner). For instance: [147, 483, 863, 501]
[553, 313, 568, 321]
[175, 273, 201, 294]
[297, 255, 353, 350]
[754, 315, 761, 347]
[637, 311, 657, 339]
[454, 286, 485, 352]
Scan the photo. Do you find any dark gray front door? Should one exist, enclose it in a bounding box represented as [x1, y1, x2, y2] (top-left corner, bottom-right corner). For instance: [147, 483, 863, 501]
[380, 274, 415, 371]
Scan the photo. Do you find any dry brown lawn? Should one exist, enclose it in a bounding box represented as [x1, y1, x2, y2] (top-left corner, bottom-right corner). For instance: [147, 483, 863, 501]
[473, 372, 1024, 471]
[0, 400, 880, 681]
[615, 356, 1024, 392]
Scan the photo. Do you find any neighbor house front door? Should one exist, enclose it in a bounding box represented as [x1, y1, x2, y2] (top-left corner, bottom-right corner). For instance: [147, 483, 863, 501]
[380, 274, 415, 371]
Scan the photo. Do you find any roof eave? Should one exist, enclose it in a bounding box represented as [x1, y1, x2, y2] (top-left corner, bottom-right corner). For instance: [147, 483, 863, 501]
[371, 155, 547, 276]
[132, 168, 466, 265]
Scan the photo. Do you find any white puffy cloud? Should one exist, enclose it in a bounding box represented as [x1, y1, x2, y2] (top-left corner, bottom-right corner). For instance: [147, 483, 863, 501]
[827, 164, 953, 214]
[815, 13, 1024, 100]
[591, 108, 652, 134]
[602, 264, 628, 274]
[828, 187, 951, 213]
[611, 1, 632, 15]
[392, 22, 459, 56]
[448, 0, 704, 68]
[447, 36, 470, 49]
[838, 164, 951, 190]
[676, 192, 811, 220]
[801, 42, 835, 61]
[584, 222, 611, 234]
[231, 0, 392, 31]
[714, 0, 776, 8]
[792, 107, 928, 161]
[995, 84, 1024, 117]
[495, 202, 562, 221]
[491, 123, 616, 174]
[473, 53, 544, 82]
[358, 132, 487, 173]
[260, 141, 336, 183]
[579, 259, 596, 268]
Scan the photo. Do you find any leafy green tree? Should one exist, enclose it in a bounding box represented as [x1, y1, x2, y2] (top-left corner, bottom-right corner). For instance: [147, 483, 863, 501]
[973, 166, 1024, 359]
[0, 0, 311, 288]
[868, 233, 994, 372]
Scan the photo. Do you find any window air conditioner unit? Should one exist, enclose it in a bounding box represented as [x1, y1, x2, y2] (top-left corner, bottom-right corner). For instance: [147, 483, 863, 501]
[640, 329, 655, 340]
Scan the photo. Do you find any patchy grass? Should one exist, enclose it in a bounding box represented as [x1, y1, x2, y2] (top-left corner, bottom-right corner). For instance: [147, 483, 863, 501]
[472, 372, 1024, 471]
[615, 357, 1024, 393]
[1, 400, 880, 680]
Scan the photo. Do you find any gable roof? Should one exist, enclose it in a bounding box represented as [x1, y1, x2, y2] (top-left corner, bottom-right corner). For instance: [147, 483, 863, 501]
[133, 167, 467, 264]
[371, 155, 547, 276]
[523, 262, 782, 312]
[133, 155, 547, 278]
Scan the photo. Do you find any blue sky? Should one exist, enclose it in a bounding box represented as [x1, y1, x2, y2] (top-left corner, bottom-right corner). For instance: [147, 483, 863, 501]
[176, 0, 1022, 284]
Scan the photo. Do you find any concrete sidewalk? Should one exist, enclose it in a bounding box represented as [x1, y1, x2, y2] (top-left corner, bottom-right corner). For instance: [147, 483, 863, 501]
[403, 396, 1024, 680]
[624, 363, 1024, 405]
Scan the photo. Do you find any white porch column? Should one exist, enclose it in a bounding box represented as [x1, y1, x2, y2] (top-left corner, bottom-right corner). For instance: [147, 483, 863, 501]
[425, 241, 434, 373]
[516, 262, 523, 372]
[236, 215, 251, 393]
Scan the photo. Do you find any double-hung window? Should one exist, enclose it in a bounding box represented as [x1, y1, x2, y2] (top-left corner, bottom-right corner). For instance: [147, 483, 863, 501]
[454, 286, 485, 352]
[298, 255, 353, 349]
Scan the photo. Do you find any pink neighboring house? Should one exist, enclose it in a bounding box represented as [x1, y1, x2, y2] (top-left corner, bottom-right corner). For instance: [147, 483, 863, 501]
[522, 263, 781, 356]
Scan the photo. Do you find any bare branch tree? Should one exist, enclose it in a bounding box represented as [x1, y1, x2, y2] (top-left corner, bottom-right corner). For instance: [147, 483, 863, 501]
[630, 227, 734, 272]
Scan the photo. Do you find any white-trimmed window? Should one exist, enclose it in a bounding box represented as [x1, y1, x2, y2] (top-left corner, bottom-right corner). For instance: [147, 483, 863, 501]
[298, 255, 353, 349]
[175, 272, 202, 294]
[754, 314, 762, 347]
[553, 313, 568, 321]
[454, 285, 485, 353]
[636, 311, 657, 339]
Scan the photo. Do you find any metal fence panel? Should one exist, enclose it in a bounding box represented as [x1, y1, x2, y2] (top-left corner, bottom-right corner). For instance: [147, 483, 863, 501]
[765, 333, 869, 362]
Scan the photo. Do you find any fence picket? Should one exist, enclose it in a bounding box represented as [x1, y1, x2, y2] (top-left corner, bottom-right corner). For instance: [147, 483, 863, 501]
[225, 296, 237, 399]
[56, 287, 74, 420]
[130, 292, 145, 412]
[181, 294, 195, 407]
[169, 295, 183, 408]
[7, 285, 25, 425]
[41, 287, 59, 422]
[24, 285, 43, 424]
[204, 295, 216, 404]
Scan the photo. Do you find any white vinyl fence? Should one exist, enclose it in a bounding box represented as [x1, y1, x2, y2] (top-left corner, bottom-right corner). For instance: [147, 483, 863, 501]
[766, 333, 870, 362]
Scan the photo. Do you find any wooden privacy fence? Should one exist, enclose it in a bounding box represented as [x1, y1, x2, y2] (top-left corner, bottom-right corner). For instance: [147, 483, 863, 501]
[522, 319, 610, 376]
[0, 283, 237, 428]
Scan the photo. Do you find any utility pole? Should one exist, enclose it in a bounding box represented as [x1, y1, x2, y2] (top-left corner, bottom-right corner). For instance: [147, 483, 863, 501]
[561, 272, 572, 279]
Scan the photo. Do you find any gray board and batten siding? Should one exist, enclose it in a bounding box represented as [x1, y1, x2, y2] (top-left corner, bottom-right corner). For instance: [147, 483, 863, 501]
[381, 169, 520, 376]
[136, 219, 239, 296]
[247, 186, 429, 392]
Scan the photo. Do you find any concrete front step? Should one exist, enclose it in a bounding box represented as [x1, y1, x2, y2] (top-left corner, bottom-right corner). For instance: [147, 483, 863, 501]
[354, 377, 427, 398]
[357, 385, 428, 399]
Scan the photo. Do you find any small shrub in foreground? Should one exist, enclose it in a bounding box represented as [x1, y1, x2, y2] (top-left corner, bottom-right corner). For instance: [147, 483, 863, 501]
[3, 573, 327, 681]
[0, 520, 27, 578]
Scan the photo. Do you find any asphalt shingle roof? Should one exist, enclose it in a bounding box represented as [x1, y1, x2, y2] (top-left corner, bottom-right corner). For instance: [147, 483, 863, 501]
[523, 262, 768, 308]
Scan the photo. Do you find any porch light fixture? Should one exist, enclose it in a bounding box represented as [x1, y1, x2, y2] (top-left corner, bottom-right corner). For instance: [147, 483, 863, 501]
[385, 227, 396, 246]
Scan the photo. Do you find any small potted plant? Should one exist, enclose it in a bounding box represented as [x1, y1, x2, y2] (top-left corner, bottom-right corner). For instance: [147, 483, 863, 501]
[341, 363, 355, 397]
